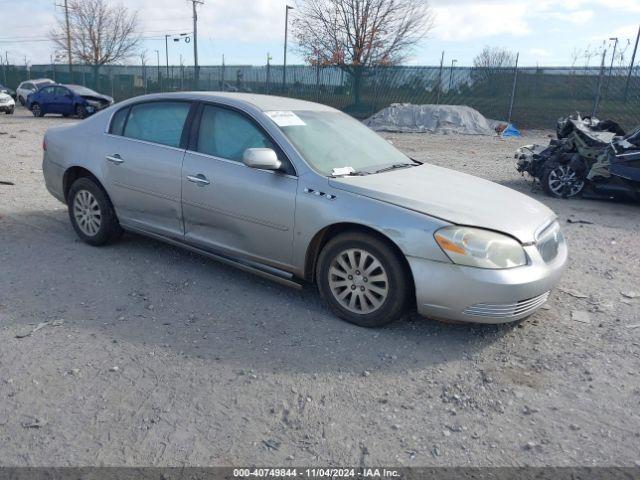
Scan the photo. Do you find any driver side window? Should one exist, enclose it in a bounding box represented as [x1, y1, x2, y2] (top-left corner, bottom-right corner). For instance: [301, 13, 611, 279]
[197, 105, 275, 162]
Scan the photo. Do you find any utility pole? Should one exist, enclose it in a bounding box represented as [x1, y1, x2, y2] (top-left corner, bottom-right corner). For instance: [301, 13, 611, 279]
[165, 34, 170, 77]
[266, 53, 272, 94]
[188, 0, 204, 88]
[507, 52, 520, 124]
[605, 37, 618, 97]
[449, 59, 457, 92]
[593, 48, 607, 117]
[155, 49, 161, 92]
[282, 5, 293, 91]
[624, 25, 640, 100]
[64, 0, 72, 77]
[436, 51, 444, 105]
[608, 37, 619, 78]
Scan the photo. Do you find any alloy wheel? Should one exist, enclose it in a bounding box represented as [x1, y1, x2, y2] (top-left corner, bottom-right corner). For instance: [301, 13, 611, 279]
[328, 248, 389, 314]
[73, 189, 102, 236]
[548, 164, 584, 197]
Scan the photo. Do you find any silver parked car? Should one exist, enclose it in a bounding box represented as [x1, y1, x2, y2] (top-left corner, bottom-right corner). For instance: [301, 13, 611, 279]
[42, 93, 567, 327]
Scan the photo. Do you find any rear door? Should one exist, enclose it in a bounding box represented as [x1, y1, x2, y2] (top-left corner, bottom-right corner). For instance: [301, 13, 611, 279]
[181, 103, 298, 268]
[102, 100, 194, 239]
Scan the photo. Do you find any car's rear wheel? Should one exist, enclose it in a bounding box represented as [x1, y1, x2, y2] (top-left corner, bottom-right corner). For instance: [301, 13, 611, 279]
[31, 103, 43, 117]
[67, 177, 123, 246]
[75, 105, 88, 119]
[542, 162, 585, 198]
[316, 232, 409, 327]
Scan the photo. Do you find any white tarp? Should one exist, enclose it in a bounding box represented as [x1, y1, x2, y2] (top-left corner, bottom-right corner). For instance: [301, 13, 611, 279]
[364, 103, 496, 136]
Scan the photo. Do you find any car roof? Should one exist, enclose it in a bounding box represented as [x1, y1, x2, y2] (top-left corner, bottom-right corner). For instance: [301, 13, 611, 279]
[121, 91, 338, 113]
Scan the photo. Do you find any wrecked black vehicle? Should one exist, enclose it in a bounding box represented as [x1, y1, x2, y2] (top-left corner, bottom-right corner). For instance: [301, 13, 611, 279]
[516, 114, 640, 201]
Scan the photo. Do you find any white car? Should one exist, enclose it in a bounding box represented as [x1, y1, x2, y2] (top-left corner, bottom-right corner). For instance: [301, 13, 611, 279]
[16, 78, 54, 105]
[0, 92, 15, 114]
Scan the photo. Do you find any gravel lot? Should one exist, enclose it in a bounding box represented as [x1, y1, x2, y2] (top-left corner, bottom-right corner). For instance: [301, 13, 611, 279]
[0, 107, 639, 467]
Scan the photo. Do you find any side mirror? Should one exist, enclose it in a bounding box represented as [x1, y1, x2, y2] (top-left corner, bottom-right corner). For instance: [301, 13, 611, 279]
[242, 148, 281, 170]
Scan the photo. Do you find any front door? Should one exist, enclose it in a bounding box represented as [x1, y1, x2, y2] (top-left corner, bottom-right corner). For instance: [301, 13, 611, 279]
[55, 86, 74, 115]
[181, 104, 297, 269]
[101, 100, 193, 239]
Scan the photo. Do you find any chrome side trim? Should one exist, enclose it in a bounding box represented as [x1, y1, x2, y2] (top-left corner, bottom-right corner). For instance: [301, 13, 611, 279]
[123, 225, 303, 290]
[463, 291, 550, 318]
[303, 187, 336, 200]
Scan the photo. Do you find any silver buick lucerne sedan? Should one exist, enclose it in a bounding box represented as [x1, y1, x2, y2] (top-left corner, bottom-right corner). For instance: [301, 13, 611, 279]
[42, 93, 567, 327]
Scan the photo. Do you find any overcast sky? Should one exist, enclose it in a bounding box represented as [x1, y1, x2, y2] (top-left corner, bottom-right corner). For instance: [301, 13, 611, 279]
[0, 0, 638, 68]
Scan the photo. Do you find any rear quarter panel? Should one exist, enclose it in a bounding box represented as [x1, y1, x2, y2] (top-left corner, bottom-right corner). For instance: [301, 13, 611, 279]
[43, 108, 116, 201]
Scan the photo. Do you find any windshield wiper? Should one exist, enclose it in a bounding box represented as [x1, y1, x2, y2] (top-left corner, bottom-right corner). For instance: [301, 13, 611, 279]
[330, 166, 368, 177]
[372, 163, 418, 174]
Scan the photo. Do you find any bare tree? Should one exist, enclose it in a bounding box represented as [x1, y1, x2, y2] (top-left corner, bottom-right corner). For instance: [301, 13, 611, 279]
[51, 0, 140, 85]
[473, 46, 515, 77]
[292, 0, 435, 106]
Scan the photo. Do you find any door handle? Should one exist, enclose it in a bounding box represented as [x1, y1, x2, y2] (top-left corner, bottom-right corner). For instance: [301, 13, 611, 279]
[186, 174, 211, 186]
[106, 154, 124, 165]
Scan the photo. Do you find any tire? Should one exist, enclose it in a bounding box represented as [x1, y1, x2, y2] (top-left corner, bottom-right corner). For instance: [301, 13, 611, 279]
[541, 161, 585, 198]
[18, 96, 25, 106]
[31, 103, 44, 117]
[5, 108, 13, 115]
[67, 177, 123, 246]
[75, 104, 88, 119]
[316, 232, 410, 327]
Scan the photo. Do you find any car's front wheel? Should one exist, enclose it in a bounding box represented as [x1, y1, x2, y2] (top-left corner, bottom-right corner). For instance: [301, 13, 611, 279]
[75, 105, 88, 119]
[18, 96, 25, 106]
[31, 103, 43, 117]
[67, 177, 123, 246]
[541, 162, 585, 198]
[316, 232, 410, 327]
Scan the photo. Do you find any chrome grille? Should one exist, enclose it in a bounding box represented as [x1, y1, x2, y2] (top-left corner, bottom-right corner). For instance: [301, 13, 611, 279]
[463, 291, 550, 318]
[536, 221, 562, 263]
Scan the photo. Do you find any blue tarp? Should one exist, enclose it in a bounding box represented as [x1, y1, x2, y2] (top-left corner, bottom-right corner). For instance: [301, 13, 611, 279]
[502, 124, 521, 137]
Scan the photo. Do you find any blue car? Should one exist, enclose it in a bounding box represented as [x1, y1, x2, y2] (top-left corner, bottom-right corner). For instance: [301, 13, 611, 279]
[26, 84, 114, 118]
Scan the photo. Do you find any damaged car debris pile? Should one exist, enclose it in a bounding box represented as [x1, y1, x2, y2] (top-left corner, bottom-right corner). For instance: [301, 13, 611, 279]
[515, 114, 640, 200]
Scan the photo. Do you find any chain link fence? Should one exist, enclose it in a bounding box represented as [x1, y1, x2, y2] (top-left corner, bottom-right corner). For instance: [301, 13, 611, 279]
[2, 63, 639, 130]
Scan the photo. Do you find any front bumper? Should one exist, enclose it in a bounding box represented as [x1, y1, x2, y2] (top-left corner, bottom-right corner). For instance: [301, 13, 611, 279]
[408, 240, 567, 324]
[0, 104, 14, 112]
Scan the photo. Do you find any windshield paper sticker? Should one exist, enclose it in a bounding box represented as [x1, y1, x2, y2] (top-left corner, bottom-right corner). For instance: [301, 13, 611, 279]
[266, 111, 306, 127]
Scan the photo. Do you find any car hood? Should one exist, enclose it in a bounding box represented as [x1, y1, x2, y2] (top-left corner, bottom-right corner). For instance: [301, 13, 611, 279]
[81, 93, 113, 104]
[329, 164, 555, 243]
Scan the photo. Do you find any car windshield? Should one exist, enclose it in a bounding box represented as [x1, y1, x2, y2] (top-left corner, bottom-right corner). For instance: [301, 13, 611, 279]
[67, 85, 99, 96]
[269, 110, 411, 176]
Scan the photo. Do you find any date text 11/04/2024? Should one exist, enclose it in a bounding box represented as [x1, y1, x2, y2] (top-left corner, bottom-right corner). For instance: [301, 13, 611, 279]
[232, 468, 401, 478]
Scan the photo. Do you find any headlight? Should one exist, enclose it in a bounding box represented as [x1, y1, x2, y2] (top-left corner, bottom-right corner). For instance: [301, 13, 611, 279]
[434, 226, 527, 269]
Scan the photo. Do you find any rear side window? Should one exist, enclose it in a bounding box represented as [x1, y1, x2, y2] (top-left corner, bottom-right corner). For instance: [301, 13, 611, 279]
[123, 102, 190, 148]
[109, 107, 129, 136]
